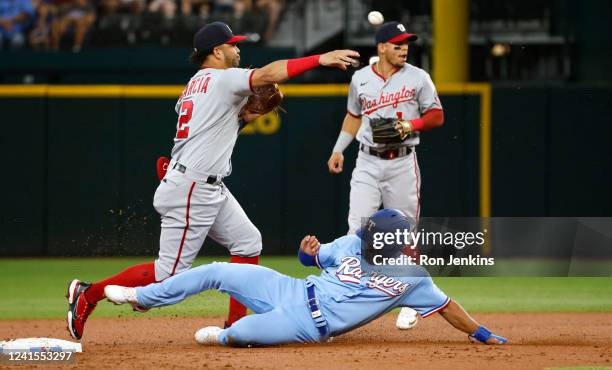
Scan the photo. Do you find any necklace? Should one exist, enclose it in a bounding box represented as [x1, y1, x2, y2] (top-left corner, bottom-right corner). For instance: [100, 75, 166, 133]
[376, 62, 390, 79]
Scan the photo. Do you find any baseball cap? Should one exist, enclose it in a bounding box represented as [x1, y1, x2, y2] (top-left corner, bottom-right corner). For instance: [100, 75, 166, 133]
[193, 22, 247, 52]
[375, 21, 418, 45]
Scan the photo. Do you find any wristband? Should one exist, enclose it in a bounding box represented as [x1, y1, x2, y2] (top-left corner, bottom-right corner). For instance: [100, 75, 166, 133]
[332, 131, 354, 154]
[410, 118, 425, 131]
[287, 55, 321, 78]
[469, 326, 508, 344]
[298, 249, 316, 266]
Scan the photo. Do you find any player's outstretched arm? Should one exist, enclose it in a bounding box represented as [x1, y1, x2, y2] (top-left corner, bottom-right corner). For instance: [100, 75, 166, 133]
[439, 300, 507, 345]
[328, 113, 362, 174]
[251, 50, 360, 88]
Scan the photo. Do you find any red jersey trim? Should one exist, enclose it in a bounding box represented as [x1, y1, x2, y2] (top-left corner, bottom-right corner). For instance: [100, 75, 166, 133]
[413, 152, 421, 220]
[171, 181, 197, 276]
[421, 297, 451, 318]
[248, 69, 257, 93]
[371, 63, 399, 82]
[347, 110, 361, 118]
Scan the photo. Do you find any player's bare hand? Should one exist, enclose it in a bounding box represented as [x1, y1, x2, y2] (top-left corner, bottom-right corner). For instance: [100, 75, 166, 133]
[240, 109, 261, 123]
[319, 50, 361, 71]
[300, 235, 321, 256]
[328, 152, 344, 174]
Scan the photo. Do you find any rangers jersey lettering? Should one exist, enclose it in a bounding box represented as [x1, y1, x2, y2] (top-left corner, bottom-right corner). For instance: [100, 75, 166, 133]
[306, 234, 449, 336]
[335, 256, 410, 297]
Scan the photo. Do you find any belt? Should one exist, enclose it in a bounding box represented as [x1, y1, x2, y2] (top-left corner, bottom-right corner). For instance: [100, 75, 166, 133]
[305, 281, 329, 339]
[173, 162, 220, 185]
[360, 143, 412, 160]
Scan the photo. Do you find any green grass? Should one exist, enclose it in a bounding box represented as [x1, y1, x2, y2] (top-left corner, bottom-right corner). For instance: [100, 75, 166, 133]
[0, 257, 610, 320]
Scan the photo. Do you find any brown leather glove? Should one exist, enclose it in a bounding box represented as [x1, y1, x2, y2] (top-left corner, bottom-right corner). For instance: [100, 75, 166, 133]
[242, 83, 283, 115]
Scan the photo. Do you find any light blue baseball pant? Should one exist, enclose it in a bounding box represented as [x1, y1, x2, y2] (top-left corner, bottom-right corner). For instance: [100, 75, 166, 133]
[136, 262, 322, 346]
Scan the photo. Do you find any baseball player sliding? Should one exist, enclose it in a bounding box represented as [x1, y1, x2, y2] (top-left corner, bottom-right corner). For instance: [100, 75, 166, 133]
[104, 209, 507, 347]
[327, 21, 444, 331]
[66, 21, 360, 340]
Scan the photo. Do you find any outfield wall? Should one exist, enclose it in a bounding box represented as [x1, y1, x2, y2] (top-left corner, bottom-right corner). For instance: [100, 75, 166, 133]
[0, 85, 610, 256]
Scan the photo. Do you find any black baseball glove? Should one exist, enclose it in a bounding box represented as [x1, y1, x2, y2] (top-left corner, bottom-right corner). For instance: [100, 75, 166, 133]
[370, 117, 414, 144]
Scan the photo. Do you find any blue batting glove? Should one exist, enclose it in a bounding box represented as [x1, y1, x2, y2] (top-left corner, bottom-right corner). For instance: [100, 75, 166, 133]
[469, 326, 508, 345]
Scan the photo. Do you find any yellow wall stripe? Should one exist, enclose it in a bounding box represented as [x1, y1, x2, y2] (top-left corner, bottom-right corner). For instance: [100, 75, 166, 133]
[0, 85, 48, 96]
[280, 84, 349, 96]
[0, 83, 489, 97]
[0, 83, 491, 217]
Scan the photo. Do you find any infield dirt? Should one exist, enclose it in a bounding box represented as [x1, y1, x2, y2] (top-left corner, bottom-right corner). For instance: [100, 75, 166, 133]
[1, 313, 611, 369]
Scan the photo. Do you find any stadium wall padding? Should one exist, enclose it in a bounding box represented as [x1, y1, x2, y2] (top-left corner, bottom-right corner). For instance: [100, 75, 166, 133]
[0, 86, 611, 256]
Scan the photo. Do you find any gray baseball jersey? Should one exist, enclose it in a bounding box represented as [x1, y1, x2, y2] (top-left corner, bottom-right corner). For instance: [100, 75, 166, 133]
[152, 66, 262, 281]
[347, 63, 442, 147]
[172, 67, 255, 177]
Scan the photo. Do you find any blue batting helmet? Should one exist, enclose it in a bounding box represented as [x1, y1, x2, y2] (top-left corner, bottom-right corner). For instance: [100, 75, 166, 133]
[357, 208, 413, 247]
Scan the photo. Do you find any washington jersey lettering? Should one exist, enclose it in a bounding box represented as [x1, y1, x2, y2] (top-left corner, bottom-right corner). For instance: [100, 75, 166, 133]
[347, 63, 443, 147]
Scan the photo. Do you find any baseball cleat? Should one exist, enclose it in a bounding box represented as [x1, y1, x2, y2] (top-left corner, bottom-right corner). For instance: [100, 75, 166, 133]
[132, 304, 150, 313]
[66, 279, 97, 340]
[104, 285, 139, 306]
[396, 307, 419, 330]
[194, 326, 223, 345]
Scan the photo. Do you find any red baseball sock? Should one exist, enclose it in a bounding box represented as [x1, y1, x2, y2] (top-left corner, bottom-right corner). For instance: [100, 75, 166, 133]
[84, 262, 156, 303]
[226, 255, 260, 327]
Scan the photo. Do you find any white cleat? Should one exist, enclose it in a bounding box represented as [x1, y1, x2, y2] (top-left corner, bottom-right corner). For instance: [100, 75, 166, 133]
[104, 285, 139, 306]
[396, 307, 419, 330]
[194, 326, 223, 345]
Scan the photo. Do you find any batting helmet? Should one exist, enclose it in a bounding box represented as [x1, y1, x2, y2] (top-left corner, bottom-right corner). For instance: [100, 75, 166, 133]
[357, 208, 413, 250]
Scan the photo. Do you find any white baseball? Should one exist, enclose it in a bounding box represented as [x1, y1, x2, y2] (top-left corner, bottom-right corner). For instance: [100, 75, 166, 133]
[367, 11, 384, 26]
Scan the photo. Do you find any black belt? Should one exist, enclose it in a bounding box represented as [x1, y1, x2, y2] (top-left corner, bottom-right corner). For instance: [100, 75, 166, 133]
[173, 162, 219, 185]
[305, 281, 329, 339]
[360, 143, 412, 160]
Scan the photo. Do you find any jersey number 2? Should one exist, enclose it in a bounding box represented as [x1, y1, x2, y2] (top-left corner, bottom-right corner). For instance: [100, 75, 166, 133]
[176, 100, 193, 139]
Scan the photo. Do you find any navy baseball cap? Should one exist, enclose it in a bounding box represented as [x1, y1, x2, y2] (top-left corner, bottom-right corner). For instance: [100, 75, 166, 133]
[193, 22, 247, 52]
[375, 21, 418, 45]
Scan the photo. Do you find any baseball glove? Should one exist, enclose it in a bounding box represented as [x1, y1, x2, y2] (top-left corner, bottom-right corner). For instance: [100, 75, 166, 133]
[242, 83, 283, 115]
[370, 117, 415, 144]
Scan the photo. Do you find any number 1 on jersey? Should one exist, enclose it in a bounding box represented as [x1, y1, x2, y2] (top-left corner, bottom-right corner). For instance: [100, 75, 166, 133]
[176, 100, 193, 139]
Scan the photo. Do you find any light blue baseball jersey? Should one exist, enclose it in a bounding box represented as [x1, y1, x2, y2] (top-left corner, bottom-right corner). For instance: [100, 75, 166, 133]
[307, 234, 449, 336]
[135, 234, 450, 346]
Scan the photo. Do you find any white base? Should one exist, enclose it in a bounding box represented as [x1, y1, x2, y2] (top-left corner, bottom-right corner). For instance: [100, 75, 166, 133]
[0, 338, 82, 353]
